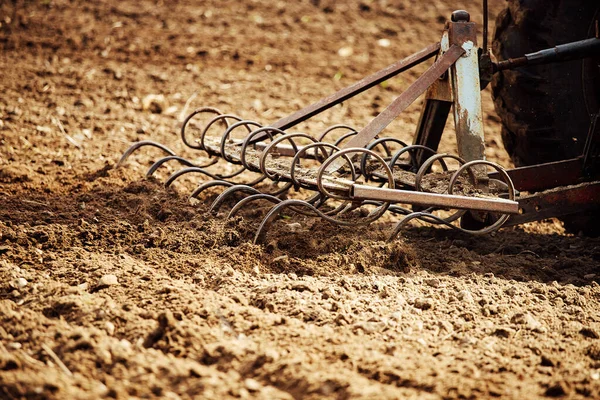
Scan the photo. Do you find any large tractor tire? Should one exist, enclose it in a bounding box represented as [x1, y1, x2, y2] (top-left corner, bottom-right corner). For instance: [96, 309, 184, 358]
[492, 0, 600, 235]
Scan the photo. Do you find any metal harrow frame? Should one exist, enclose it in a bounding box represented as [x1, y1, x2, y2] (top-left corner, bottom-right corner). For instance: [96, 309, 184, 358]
[118, 9, 600, 243]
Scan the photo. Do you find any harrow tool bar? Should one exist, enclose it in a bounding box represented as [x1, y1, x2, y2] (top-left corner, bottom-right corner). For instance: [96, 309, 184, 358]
[118, 9, 599, 243]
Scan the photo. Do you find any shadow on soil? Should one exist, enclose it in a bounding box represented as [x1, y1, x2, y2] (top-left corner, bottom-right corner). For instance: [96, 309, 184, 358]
[1, 177, 599, 286]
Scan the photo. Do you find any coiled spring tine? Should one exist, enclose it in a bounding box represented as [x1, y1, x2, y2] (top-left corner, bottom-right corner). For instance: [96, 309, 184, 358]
[239, 127, 283, 171]
[317, 124, 358, 143]
[117, 140, 176, 168]
[189, 180, 235, 201]
[333, 131, 360, 147]
[220, 120, 262, 164]
[164, 167, 220, 188]
[181, 107, 223, 151]
[361, 137, 408, 180]
[289, 142, 338, 190]
[227, 193, 283, 219]
[388, 144, 437, 173]
[258, 132, 317, 180]
[209, 185, 263, 214]
[146, 156, 197, 178]
[411, 153, 468, 224]
[199, 114, 244, 156]
[388, 212, 461, 241]
[254, 199, 321, 244]
[228, 193, 322, 220]
[413, 153, 460, 191]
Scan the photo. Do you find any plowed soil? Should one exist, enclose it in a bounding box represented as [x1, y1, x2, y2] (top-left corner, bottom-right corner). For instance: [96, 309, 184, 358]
[1, 1, 600, 399]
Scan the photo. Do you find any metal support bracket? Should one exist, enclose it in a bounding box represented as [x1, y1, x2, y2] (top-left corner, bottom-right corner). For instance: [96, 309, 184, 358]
[447, 12, 486, 163]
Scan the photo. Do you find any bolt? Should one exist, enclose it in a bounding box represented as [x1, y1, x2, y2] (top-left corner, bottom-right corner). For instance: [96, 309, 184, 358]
[451, 10, 470, 22]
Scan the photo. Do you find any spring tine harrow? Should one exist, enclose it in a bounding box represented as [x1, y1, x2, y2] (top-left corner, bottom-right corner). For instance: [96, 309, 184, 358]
[117, 10, 600, 243]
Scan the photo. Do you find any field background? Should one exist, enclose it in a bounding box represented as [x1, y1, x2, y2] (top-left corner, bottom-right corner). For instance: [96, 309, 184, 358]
[1, 0, 600, 398]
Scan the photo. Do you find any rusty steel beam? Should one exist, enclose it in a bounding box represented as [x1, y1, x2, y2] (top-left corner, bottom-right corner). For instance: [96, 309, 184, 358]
[351, 184, 519, 214]
[505, 181, 600, 226]
[321, 45, 464, 173]
[338, 45, 465, 151]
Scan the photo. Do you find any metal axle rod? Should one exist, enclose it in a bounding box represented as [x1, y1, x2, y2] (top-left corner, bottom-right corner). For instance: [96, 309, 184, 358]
[351, 184, 519, 214]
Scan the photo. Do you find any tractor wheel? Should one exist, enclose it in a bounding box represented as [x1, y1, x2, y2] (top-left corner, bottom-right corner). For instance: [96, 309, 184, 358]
[492, 0, 600, 235]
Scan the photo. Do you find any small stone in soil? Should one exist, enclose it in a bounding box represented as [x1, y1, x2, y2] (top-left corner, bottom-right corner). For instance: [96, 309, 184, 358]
[105, 321, 115, 336]
[493, 327, 515, 338]
[511, 312, 545, 332]
[285, 222, 302, 232]
[244, 378, 261, 392]
[99, 274, 119, 286]
[291, 282, 313, 292]
[413, 298, 433, 310]
[457, 290, 474, 303]
[141, 94, 167, 114]
[424, 278, 441, 288]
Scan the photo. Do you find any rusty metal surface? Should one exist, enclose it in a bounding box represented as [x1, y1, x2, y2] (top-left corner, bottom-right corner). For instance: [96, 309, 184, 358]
[253, 141, 314, 158]
[505, 181, 600, 226]
[425, 77, 453, 103]
[489, 158, 584, 192]
[424, 30, 453, 102]
[351, 184, 519, 214]
[448, 17, 485, 164]
[494, 56, 528, 72]
[202, 136, 354, 194]
[338, 45, 465, 152]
